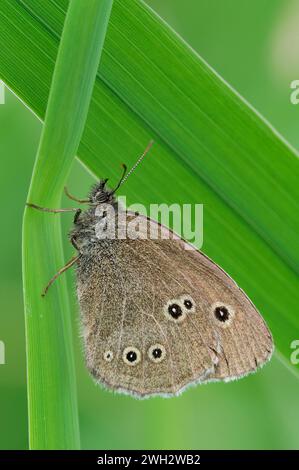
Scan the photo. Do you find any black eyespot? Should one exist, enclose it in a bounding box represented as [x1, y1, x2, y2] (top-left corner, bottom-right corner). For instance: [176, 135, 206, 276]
[123, 346, 141, 366]
[214, 306, 230, 322]
[102, 210, 107, 217]
[152, 348, 162, 359]
[103, 350, 113, 362]
[168, 303, 182, 319]
[184, 299, 193, 310]
[126, 350, 137, 362]
[148, 344, 166, 363]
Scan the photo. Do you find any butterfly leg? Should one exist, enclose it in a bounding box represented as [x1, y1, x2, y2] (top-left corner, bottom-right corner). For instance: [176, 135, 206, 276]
[73, 208, 82, 224]
[64, 186, 90, 204]
[26, 203, 79, 214]
[70, 235, 80, 251]
[42, 254, 80, 297]
[69, 210, 82, 251]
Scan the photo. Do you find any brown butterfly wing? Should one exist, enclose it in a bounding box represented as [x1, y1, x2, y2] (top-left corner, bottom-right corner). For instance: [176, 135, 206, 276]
[76, 212, 273, 397]
[167, 243, 273, 382]
[76, 239, 218, 397]
[124, 212, 274, 382]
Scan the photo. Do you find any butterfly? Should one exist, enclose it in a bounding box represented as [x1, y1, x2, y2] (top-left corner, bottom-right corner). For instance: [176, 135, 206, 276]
[28, 142, 273, 398]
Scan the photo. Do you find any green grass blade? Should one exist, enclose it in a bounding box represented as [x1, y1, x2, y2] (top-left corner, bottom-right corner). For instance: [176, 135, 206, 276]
[0, 0, 298, 386]
[8, 0, 299, 276]
[22, 0, 113, 449]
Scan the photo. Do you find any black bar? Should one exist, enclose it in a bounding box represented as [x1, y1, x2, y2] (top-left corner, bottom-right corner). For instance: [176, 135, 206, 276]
[0, 450, 298, 466]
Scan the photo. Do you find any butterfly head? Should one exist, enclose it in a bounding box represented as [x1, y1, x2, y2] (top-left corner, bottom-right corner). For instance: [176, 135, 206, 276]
[89, 179, 116, 205]
[89, 141, 154, 206]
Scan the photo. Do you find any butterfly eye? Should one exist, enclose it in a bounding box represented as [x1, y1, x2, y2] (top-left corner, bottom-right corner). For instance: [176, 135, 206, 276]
[213, 303, 234, 326]
[164, 300, 186, 323]
[148, 344, 166, 363]
[103, 350, 114, 362]
[122, 346, 141, 366]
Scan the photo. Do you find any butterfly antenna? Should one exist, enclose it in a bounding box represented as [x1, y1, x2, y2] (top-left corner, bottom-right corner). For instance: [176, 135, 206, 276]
[111, 140, 154, 195]
[110, 164, 127, 195]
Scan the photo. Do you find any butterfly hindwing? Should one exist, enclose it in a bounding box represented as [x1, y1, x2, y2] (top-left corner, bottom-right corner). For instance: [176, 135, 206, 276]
[75, 211, 273, 397]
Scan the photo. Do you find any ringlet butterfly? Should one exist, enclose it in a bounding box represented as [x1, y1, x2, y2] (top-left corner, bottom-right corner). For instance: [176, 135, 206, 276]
[27, 141, 273, 398]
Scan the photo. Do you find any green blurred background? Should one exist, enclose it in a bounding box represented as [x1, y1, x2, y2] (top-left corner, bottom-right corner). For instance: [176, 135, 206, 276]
[1, 0, 299, 450]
